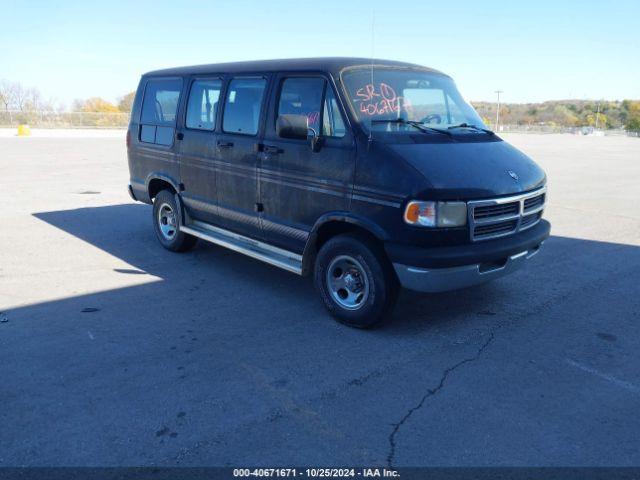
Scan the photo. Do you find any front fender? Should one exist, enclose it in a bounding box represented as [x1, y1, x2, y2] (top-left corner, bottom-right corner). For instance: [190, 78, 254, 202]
[310, 212, 389, 240]
[301, 211, 390, 275]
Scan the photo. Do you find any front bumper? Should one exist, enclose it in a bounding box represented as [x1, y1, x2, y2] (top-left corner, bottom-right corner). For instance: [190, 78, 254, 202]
[388, 219, 550, 293]
[394, 243, 542, 292]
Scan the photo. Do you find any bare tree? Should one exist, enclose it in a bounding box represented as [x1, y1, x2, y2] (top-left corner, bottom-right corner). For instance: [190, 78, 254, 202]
[0, 80, 16, 111]
[25, 87, 45, 111]
[13, 83, 27, 111]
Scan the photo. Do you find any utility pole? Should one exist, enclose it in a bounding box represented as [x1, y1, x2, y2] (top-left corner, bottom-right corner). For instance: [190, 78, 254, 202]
[494, 90, 503, 132]
[595, 102, 601, 130]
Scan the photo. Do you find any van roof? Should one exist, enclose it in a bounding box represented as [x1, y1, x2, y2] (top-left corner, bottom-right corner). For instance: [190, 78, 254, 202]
[143, 57, 448, 78]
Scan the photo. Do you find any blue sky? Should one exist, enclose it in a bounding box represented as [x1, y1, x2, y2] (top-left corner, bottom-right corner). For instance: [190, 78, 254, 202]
[2, 0, 639, 107]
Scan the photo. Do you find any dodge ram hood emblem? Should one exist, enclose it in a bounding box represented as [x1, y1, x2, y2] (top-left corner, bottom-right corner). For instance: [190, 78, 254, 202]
[508, 170, 519, 181]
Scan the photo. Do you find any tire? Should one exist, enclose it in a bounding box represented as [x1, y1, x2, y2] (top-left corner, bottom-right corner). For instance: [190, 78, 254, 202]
[152, 190, 197, 252]
[314, 234, 399, 328]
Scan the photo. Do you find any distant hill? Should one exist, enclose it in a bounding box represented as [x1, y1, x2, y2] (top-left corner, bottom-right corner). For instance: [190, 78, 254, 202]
[471, 99, 640, 130]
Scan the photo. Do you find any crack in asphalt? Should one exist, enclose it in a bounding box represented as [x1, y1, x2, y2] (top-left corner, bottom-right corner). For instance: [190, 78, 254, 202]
[386, 331, 495, 468]
[383, 265, 631, 468]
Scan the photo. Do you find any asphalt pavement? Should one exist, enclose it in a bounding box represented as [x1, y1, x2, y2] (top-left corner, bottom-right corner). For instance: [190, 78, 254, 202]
[1, 132, 639, 467]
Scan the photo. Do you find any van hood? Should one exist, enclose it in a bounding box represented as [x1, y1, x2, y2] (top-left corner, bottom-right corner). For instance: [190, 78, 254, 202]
[387, 139, 546, 199]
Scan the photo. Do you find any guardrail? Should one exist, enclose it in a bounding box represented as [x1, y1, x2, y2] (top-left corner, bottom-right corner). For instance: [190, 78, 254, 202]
[0, 110, 130, 128]
[491, 124, 639, 137]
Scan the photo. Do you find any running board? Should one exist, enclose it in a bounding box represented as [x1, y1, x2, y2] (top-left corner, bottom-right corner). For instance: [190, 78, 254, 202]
[180, 221, 303, 275]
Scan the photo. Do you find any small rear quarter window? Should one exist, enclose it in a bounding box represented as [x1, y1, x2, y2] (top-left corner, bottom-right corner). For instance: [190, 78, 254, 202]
[140, 78, 182, 145]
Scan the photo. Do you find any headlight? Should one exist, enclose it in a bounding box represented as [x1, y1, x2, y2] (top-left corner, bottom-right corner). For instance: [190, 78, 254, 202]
[403, 201, 467, 227]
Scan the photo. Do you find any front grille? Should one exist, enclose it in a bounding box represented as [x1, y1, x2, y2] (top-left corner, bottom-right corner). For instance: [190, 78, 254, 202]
[473, 202, 519, 220]
[521, 212, 542, 229]
[468, 187, 546, 241]
[524, 194, 545, 213]
[474, 219, 518, 239]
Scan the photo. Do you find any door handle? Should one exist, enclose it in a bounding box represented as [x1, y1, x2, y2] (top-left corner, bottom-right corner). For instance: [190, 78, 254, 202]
[217, 140, 234, 148]
[176, 132, 184, 141]
[263, 145, 283, 154]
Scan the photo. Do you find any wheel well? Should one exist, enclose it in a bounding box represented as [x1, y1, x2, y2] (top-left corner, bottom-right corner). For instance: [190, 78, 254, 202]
[148, 178, 176, 200]
[314, 221, 382, 252]
[301, 220, 385, 276]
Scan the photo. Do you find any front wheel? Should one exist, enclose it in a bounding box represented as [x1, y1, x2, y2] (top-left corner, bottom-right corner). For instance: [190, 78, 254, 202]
[152, 190, 197, 252]
[314, 234, 399, 328]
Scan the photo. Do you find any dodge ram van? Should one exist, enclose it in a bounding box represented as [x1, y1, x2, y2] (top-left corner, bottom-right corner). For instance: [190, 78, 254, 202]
[127, 58, 550, 327]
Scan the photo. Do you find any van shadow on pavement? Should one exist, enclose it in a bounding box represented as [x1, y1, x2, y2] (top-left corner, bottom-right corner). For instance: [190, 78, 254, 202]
[29, 203, 639, 334]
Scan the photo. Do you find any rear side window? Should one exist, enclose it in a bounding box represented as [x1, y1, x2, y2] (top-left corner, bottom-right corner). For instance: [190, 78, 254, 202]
[278, 77, 325, 133]
[140, 78, 182, 146]
[222, 78, 267, 135]
[186, 79, 222, 130]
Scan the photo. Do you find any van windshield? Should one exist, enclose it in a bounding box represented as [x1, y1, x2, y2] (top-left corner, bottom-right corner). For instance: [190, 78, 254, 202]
[341, 68, 486, 134]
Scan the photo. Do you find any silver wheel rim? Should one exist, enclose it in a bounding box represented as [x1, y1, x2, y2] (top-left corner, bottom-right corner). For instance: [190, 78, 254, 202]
[157, 202, 177, 240]
[326, 255, 370, 310]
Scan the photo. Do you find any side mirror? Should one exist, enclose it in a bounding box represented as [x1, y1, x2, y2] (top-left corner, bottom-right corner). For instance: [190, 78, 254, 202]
[310, 129, 322, 152]
[276, 114, 308, 140]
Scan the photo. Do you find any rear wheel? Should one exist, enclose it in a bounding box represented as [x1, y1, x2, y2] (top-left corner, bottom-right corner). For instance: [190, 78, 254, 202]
[152, 190, 197, 252]
[314, 234, 398, 328]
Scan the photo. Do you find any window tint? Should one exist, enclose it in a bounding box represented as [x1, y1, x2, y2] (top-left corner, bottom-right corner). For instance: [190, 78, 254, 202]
[186, 79, 222, 130]
[140, 125, 156, 143]
[222, 78, 267, 135]
[140, 78, 182, 145]
[322, 87, 346, 137]
[141, 79, 182, 125]
[278, 77, 325, 133]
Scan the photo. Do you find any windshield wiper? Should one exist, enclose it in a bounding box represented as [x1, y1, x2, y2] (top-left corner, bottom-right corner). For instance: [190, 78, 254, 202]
[370, 118, 453, 137]
[447, 123, 495, 135]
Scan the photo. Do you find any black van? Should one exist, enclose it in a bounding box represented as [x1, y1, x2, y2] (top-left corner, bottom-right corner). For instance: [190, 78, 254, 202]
[127, 58, 550, 328]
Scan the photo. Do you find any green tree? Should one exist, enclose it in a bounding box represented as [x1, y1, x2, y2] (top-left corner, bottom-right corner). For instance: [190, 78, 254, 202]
[117, 91, 136, 112]
[76, 97, 119, 113]
[625, 101, 640, 132]
[586, 113, 608, 129]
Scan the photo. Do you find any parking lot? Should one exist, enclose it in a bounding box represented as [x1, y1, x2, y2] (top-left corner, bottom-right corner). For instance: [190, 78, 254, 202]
[1, 132, 639, 467]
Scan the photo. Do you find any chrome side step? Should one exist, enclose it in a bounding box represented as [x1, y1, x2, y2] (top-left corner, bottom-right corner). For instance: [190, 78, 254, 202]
[180, 220, 303, 275]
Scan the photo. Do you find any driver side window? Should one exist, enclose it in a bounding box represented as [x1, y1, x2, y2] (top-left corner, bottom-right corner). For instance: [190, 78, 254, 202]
[322, 87, 346, 138]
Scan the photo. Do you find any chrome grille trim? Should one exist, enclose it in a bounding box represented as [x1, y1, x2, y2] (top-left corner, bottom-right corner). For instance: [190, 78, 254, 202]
[467, 187, 546, 242]
[524, 194, 545, 213]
